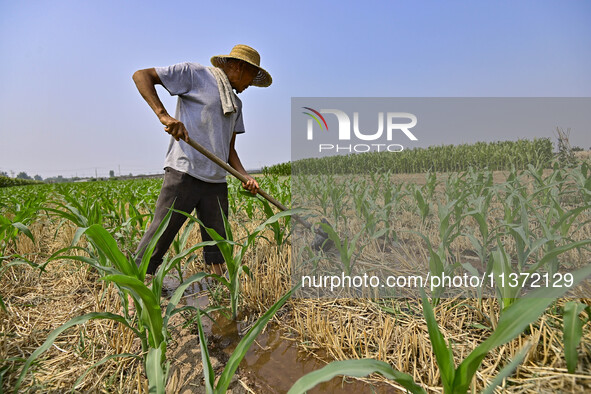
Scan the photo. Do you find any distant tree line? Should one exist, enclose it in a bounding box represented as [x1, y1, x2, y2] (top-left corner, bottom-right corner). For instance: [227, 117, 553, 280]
[0, 171, 82, 187]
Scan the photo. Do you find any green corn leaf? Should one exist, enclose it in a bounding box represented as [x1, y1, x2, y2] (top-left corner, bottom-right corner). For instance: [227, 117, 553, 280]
[481, 341, 532, 394]
[11, 222, 34, 243]
[102, 275, 163, 347]
[453, 263, 591, 394]
[287, 359, 426, 394]
[146, 342, 168, 394]
[528, 239, 591, 273]
[84, 225, 136, 276]
[195, 308, 215, 393]
[71, 226, 87, 247]
[47, 252, 119, 276]
[469, 211, 489, 241]
[138, 207, 174, 281]
[251, 208, 305, 236]
[15, 312, 138, 393]
[174, 209, 236, 269]
[220, 204, 234, 243]
[44, 206, 85, 228]
[563, 301, 587, 373]
[421, 290, 455, 393]
[491, 246, 518, 309]
[155, 240, 217, 300]
[554, 205, 591, 237]
[319, 221, 343, 251]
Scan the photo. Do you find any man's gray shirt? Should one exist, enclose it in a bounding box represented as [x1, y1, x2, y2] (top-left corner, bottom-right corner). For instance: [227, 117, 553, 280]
[155, 62, 245, 183]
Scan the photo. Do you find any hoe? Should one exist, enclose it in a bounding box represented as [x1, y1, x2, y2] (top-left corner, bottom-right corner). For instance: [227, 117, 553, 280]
[184, 136, 331, 250]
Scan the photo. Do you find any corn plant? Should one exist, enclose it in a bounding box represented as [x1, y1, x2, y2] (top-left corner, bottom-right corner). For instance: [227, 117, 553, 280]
[169, 219, 197, 281]
[250, 192, 293, 251]
[328, 179, 349, 229]
[491, 173, 591, 310]
[197, 285, 297, 393]
[177, 207, 302, 320]
[570, 162, 591, 203]
[0, 214, 35, 255]
[287, 262, 591, 394]
[319, 221, 365, 277]
[464, 167, 494, 200]
[562, 301, 590, 374]
[490, 233, 591, 311]
[380, 181, 404, 243]
[411, 184, 431, 225]
[0, 190, 46, 254]
[529, 199, 591, 276]
[287, 359, 426, 394]
[354, 195, 387, 242]
[419, 262, 591, 394]
[414, 197, 466, 303]
[14, 209, 217, 393]
[47, 185, 108, 230]
[462, 194, 499, 281]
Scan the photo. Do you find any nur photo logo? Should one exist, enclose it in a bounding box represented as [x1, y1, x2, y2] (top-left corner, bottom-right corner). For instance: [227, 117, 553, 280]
[301, 106, 418, 153]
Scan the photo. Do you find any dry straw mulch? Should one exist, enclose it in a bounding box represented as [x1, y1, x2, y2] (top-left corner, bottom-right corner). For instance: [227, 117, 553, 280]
[2, 206, 591, 393]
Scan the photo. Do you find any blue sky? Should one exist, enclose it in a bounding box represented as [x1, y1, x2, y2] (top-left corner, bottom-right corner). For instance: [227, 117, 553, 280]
[1, 0, 590, 178]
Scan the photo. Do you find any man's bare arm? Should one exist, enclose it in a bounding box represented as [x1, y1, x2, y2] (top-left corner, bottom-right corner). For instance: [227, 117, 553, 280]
[132, 68, 188, 142]
[228, 133, 259, 194]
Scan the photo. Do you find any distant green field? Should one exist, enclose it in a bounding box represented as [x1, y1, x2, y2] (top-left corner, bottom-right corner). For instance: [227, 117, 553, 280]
[263, 138, 554, 176]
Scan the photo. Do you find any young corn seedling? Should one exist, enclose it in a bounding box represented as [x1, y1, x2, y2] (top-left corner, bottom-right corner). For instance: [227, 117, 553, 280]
[570, 162, 591, 203]
[0, 191, 45, 254]
[414, 197, 465, 303]
[562, 301, 591, 374]
[328, 180, 349, 229]
[169, 219, 197, 282]
[287, 262, 591, 394]
[239, 190, 292, 252]
[491, 230, 591, 312]
[15, 208, 217, 394]
[47, 186, 107, 231]
[493, 185, 591, 310]
[529, 192, 591, 276]
[0, 214, 35, 255]
[380, 182, 404, 244]
[411, 184, 431, 225]
[462, 194, 501, 291]
[177, 207, 302, 320]
[419, 262, 591, 394]
[318, 221, 365, 277]
[355, 197, 387, 242]
[197, 285, 298, 394]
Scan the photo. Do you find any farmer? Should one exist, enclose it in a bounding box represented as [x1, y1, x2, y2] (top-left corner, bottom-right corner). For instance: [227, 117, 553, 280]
[132, 44, 272, 276]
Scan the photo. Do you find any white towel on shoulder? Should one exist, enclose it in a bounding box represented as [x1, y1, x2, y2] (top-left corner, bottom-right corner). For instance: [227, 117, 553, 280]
[208, 66, 237, 116]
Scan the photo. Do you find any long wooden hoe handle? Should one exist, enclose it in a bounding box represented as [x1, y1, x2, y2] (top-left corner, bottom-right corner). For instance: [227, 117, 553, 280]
[185, 136, 314, 230]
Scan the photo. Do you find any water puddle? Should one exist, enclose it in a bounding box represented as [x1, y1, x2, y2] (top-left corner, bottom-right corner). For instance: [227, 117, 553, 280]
[162, 277, 396, 393]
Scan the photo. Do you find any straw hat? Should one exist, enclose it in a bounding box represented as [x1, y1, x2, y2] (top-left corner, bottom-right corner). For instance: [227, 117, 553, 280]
[210, 44, 272, 87]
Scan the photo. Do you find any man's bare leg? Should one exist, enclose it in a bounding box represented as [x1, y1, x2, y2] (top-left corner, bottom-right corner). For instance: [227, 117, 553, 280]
[209, 263, 225, 276]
